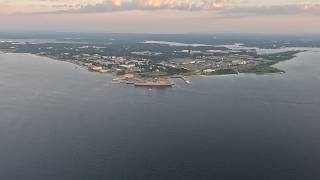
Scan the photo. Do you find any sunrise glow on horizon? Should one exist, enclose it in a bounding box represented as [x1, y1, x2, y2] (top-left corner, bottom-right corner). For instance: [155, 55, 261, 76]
[1, 0, 319, 33]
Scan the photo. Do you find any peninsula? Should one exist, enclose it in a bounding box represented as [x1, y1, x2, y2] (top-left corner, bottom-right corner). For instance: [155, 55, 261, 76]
[0, 36, 304, 87]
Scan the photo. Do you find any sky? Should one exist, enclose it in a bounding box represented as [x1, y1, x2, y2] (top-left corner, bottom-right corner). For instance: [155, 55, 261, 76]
[0, 0, 319, 34]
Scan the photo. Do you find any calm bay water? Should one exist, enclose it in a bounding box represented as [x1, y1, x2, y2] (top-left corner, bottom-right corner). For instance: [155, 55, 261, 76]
[0, 51, 320, 180]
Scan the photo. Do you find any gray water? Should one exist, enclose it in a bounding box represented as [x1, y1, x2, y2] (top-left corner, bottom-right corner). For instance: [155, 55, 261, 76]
[0, 52, 320, 180]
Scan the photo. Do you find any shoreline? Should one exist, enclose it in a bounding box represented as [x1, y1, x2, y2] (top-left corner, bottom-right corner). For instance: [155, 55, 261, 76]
[0, 50, 304, 87]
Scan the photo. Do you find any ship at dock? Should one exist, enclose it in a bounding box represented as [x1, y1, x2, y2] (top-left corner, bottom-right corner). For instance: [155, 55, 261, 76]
[134, 78, 175, 87]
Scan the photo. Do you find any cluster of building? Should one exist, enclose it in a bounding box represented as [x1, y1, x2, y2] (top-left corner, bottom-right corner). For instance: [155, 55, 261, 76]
[46, 53, 150, 75]
[37, 48, 263, 78]
[168, 54, 260, 75]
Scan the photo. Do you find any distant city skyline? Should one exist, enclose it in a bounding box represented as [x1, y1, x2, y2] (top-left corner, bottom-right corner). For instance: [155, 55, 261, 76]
[0, 0, 319, 33]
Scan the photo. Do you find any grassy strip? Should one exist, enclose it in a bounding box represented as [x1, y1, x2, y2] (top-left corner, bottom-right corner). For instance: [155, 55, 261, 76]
[206, 69, 238, 75]
[239, 65, 284, 74]
[241, 50, 303, 74]
[261, 50, 302, 63]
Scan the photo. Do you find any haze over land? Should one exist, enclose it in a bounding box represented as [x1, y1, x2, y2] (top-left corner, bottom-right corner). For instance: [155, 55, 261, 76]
[0, 0, 319, 33]
[2, 1, 320, 180]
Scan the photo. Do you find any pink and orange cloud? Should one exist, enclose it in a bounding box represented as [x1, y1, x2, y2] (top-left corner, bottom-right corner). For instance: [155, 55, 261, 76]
[0, 0, 319, 33]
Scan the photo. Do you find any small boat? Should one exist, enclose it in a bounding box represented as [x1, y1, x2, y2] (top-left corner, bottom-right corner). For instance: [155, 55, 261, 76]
[126, 81, 135, 84]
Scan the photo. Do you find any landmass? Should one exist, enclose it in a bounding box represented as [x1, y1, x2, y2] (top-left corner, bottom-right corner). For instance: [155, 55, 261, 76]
[0, 34, 306, 87]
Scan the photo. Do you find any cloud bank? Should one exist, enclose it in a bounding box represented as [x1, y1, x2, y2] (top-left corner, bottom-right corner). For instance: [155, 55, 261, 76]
[2, 0, 320, 17]
[224, 4, 320, 16]
[51, 0, 228, 13]
[1, 0, 319, 34]
[41, 0, 320, 17]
